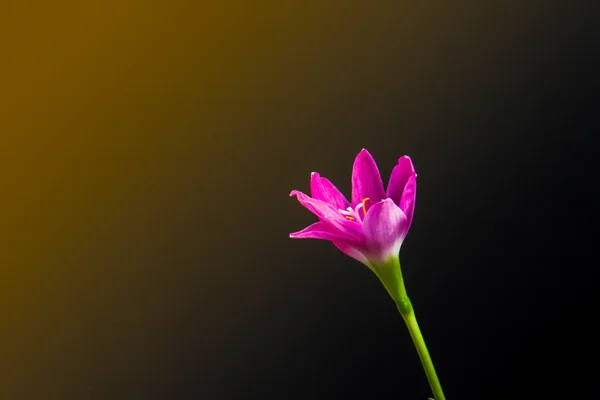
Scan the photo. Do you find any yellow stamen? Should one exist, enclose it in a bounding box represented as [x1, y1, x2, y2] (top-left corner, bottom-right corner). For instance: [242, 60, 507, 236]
[361, 197, 370, 215]
[345, 216, 355, 221]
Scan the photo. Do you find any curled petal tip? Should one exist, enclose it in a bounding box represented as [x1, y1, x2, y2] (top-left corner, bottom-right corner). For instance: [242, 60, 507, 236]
[398, 155, 416, 175]
[400, 154, 414, 164]
[310, 172, 350, 210]
[351, 148, 385, 207]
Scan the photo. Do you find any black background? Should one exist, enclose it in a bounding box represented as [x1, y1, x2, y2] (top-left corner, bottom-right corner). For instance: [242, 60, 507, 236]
[1, 2, 598, 399]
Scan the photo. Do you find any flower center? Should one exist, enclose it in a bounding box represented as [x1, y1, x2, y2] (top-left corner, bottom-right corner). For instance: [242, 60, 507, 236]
[340, 197, 371, 222]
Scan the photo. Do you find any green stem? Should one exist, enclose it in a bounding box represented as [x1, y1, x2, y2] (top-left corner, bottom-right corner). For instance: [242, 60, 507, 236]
[391, 260, 445, 400]
[399, 305, 446, 400]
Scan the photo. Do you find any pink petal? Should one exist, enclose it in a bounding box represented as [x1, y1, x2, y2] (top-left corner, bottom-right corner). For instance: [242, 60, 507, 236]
[290, 221, 372, 267]
[290, 221, 348, 241]
[351, 149, 386, 210]
[399, 175, 416, 232]
[361, 199, 408, 262]
[310, 172, 350, 211]
[386, 155, 416, 207]
[290, 190, 361, 238]
[332, 240, 371, 267]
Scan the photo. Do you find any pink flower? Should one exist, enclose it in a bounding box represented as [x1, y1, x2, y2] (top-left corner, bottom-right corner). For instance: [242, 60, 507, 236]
[290, 149, 417, 270]
[290, 151, 447, 399]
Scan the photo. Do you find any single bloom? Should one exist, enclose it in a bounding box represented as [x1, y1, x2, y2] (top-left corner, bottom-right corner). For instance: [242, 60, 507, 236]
[289, 149, 417, 301]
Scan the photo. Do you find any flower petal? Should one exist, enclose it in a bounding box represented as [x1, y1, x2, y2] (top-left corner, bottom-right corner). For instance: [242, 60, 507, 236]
[386, 155, 416, 207]
[351, 149, 386, 210]
[310, 172, 350, 210]
[290, 190, 361, 238]
[332, 240, 371, 267]
[399, 175, 416, 233]
[290, 221, 349, 241]
[386, 155, 416, 232]
[289, 220, 371, 267]
[361, 199, 408, 262]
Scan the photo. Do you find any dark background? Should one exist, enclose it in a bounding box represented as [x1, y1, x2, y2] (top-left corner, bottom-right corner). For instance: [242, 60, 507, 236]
[1, 2, 597, 399]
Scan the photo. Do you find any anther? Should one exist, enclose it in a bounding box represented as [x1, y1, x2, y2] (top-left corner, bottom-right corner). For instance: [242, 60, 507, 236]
[361, 198, 370, 215]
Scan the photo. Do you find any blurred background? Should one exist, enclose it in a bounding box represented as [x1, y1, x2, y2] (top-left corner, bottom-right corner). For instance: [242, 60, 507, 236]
[1, 1, 597, 399]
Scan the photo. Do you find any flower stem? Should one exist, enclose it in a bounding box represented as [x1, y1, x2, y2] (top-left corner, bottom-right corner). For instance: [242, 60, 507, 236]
[393, 260, 445, 400]
[398, 304, 446, 400]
